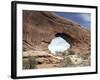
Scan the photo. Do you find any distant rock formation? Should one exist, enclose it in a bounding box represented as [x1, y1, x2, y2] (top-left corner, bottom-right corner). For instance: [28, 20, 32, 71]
[23, 10, 90, 57]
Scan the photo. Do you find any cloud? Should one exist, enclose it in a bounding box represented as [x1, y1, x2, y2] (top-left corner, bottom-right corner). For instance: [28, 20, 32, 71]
[79, 14, 91, 22]
[48, 37, 70, 54]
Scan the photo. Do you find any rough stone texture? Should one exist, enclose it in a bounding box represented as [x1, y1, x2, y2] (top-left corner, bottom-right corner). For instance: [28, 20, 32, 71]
[23, 11, 90, 57]
[23, 50, 63, 68]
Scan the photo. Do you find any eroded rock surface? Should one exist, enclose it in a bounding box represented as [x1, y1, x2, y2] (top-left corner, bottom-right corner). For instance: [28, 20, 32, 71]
[23, 11, 90, 57]
[22, 11, 90, 69]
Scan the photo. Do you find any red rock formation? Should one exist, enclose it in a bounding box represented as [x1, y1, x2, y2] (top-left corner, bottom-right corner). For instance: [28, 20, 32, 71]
[23, 10, 90, 57]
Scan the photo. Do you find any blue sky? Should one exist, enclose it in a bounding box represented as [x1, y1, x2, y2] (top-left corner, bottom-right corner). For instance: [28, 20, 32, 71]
[55, 12, 91, 29]
[48, 37, 70, 54]
[48, 12, 91, 54]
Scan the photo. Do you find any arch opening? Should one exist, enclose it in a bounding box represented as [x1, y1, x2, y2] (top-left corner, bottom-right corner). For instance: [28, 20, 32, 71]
[55, 33, 73, 45]
[48, 33, 71, 54]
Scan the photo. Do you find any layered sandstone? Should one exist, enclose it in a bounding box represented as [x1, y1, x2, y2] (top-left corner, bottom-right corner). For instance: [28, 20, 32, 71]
[23, 11, 90, 57]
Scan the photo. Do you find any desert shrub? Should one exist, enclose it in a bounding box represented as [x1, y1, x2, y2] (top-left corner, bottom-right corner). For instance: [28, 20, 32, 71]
[28, 56, 37, 69]
[60, 56, 72, 67]
[55, 51, 63, 56]
[59, 50, 82, 67]
[23, 58, 30, 69]
[68, 49, 75, 55]
[62, 50, 69, 56]
[23, 56, 37, 69]
[56, 50, 84, 67]
[58, 49, 75, 56]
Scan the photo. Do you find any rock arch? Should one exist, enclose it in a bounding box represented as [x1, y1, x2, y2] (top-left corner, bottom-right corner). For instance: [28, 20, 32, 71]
[23, 11, 90, 57]
[55, 33, 74, 47]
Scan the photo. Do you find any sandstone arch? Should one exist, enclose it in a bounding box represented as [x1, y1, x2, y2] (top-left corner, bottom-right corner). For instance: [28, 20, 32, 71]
[23, 10, 90, 57]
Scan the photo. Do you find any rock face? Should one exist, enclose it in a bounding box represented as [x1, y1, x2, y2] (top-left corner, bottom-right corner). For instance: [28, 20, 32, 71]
[23, 10, 90, 57]
[23, 50, 63, 69]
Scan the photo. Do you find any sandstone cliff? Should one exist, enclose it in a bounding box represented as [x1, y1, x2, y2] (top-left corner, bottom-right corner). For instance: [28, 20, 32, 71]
[23, 10, 90, 58]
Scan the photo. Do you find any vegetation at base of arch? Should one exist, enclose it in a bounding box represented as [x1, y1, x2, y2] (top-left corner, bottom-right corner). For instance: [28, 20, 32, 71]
[56, 49, 91, 67]
[23, 56, 37, 69]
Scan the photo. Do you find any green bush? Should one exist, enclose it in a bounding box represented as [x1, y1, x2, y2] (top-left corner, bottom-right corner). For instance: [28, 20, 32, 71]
[61, 56, 72, 67]
[58, 49, 75, 56]
[23, 58, 30, 69]
[28, 56, 37, 69]
[68, 49, 75, 55]
[59, 50, 77, 67]
[23, 56, 37, 69]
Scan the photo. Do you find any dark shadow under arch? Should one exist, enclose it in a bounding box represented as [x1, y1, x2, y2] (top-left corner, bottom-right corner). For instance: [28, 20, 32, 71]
[55, 33, 74, 47]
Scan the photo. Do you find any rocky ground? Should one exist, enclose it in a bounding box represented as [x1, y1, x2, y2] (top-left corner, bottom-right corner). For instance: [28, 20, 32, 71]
[23, 49, 90, 69]
[23, 50, 63, 69]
